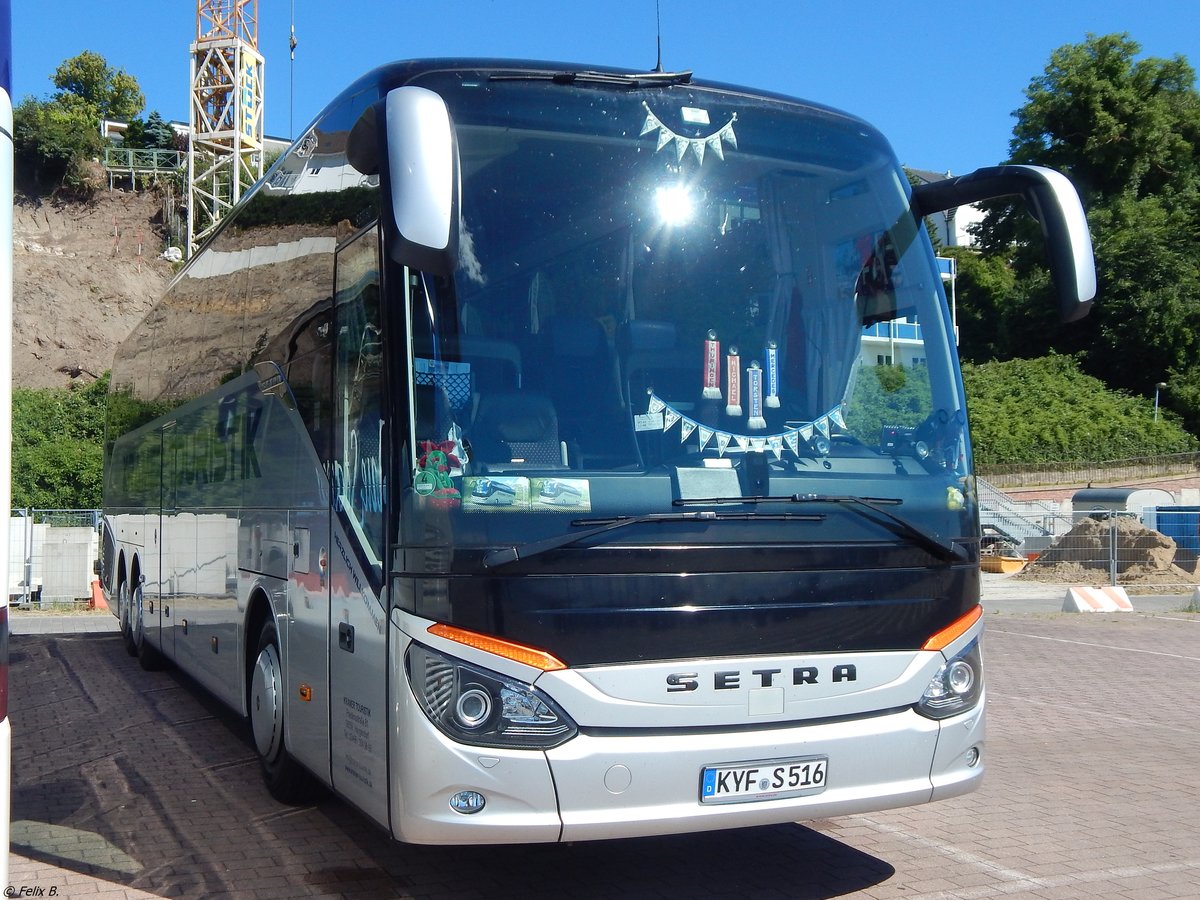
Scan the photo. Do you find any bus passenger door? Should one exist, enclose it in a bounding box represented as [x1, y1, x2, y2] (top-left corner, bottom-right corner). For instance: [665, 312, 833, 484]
[282, 305, 335, 787]
[327, 225, 390, 828]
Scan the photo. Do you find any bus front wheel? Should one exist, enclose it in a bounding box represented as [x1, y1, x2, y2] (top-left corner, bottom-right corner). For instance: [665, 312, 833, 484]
[250, 619, 312, 803]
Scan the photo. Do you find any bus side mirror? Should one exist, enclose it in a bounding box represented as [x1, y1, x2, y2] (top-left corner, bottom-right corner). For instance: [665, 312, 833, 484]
[353, 86, 460, 277]
[910, 165, 1096, 323]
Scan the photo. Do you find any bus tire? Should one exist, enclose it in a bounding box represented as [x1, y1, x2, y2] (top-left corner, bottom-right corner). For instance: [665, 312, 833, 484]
[132, 581, 164, 671]
[250, 618, 312, 803]
[117, 579, 136, 657]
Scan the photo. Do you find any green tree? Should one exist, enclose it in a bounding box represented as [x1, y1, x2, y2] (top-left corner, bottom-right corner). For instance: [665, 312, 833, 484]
[123, 111, 177, 151]
[52, 50, 144, 121]
[943, 247, 1016, 364]
[13, 92, 103, 189]
[14, 51, 147, 194]
[967, 33, 1200, 420]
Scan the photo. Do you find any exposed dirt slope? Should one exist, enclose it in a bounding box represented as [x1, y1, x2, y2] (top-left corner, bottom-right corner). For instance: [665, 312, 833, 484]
[12, 189, 174, 388]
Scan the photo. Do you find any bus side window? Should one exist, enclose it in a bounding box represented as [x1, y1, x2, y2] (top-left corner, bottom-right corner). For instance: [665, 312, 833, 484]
[333, 227, 385, 568]
[286, 308, 334, 465]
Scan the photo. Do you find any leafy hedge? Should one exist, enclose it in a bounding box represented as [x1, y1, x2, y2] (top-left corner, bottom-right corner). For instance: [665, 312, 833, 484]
[12, 374, 108, 509]
[962, 354, 1197, 465]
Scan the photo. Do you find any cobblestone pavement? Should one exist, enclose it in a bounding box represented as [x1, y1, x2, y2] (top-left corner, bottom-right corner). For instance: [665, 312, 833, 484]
[7, 604, 1200, 899]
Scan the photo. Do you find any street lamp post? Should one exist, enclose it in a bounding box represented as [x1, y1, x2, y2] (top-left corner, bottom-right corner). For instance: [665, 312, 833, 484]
[1154, 382, 1168, 422]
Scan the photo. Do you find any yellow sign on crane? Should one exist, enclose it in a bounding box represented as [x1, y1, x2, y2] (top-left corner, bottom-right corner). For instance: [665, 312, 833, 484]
[188, 0, 264, 255]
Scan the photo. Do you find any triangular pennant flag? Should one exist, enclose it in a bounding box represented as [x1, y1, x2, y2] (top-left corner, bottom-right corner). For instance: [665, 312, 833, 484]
[768, 435, 784, 459]
[749, 438, 766, 452]
[829, 406, 847, 429]
[663, 408, 682, 432]
[707, 133, 725, 161]
[784, 430, 800, 456]
[715, 432, 732, 455]
[815, 416, 830, 438]
[799, 423, 814, 441]
[640, 111, 659, 136]
[722, 118, 738, 149]
[680, 418, 697, 442]
[657, 127, 673, 152]
[648, 394, 666, 414]
[691, 139, 705, 164]
[698, 426, 715, 450]
[674, 135, 689, 161]
[734, 435, 750, 451]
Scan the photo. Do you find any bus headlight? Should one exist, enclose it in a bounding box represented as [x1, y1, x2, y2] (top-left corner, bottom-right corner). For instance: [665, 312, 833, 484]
[916, 639, 983, 720]
[407, 643, 578, 749]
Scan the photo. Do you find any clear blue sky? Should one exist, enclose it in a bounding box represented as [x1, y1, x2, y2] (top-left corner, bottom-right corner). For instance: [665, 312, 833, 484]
[11, 0, 1199, 175]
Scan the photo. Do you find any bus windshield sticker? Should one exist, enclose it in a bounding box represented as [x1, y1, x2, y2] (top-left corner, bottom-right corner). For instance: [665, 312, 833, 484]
[463, 476, 530, 512]
[532, 478, 590, 512]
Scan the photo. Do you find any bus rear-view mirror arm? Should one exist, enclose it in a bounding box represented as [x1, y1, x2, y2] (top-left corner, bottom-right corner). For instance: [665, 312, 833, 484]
[910, 165, 1096, 323]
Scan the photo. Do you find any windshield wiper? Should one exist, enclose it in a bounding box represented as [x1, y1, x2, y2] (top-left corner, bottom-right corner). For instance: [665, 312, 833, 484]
[489, 69, 693, 88]
[673, 493, 968, 562]
[482, 509, 823, 569]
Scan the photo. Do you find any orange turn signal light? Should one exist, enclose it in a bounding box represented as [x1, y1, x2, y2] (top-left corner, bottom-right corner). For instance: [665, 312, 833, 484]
[427, 623, 567, 671]
[922, 604, 983, 651]
[298, 683, 313, 702]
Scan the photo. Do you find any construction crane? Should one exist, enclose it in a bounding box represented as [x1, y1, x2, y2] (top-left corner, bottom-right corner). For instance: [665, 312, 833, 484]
[187, 0, 264, 256]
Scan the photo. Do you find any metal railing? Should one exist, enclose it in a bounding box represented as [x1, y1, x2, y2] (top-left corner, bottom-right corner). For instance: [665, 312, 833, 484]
[979, 452, 1200, 490]
[103, 146, 184, 174]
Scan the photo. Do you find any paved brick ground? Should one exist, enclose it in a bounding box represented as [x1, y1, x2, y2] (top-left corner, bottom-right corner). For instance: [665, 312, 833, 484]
[6, 607, 1200, 899]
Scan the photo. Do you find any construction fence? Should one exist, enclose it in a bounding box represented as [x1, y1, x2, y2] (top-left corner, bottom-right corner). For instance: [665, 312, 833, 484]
[1013, 509, 1200, 591]
[8, 509, 101, 608]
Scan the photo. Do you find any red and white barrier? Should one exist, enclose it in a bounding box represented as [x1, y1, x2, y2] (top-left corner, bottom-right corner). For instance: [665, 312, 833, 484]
[1062, 586, 1134, 613]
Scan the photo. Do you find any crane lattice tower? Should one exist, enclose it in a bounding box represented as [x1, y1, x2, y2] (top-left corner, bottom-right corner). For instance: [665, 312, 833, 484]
[188, 0, 264, 255]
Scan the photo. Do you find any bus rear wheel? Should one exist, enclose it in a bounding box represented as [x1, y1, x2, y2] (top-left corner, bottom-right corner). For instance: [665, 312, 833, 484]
[250, 618, 312, 804]
[117, 579, 136, 657]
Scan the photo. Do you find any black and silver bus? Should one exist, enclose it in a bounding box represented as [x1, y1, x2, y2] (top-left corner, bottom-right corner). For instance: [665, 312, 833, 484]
[101, 59, 1094, 844]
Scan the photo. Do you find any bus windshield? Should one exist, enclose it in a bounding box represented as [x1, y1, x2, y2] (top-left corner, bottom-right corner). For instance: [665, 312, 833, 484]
[402, 70, 970, 555]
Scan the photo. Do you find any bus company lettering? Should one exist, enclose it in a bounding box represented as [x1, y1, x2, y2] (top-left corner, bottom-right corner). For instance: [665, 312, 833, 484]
[333, 532, 386, 634]
[665, 665, 858, 693]
[343, 695, 373, 753]
[173, 400, 263, 489]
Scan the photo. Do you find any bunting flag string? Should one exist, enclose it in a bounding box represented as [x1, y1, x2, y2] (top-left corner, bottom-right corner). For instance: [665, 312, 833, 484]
[640, 102, 738, 164]
[645, 392, 845, 458]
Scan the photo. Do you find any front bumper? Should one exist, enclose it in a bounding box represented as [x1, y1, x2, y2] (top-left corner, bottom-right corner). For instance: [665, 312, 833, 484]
[549, 699, 983, 842]
[389, 634, 984, 843]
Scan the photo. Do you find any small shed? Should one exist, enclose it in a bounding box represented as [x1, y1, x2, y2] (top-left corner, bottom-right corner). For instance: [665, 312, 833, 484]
[1071, 487, 1174, 519]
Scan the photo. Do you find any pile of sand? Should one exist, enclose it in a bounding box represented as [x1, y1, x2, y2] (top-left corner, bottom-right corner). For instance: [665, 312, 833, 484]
[1016, 515, 1195, 584]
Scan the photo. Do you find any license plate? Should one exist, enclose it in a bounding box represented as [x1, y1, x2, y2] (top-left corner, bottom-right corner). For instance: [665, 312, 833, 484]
[700, 756, 828, 804]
